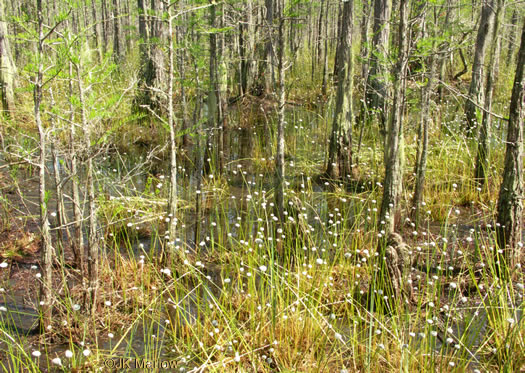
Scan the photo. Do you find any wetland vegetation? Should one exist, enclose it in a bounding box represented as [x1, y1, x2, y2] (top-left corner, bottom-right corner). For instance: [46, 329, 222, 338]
[0, 0, 523, 371]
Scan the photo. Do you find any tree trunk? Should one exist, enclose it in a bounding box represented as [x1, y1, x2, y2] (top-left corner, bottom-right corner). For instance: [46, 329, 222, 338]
[366, 0, 391, 132]
[68, 62, 84, 273]
[316, 0, 325, 65]
[505, 9, 517, 67]
[355, 0, 371, 166]
[373, 0, 409, 315]
[217, 4, 228, 175]
[134, 0, 166, 115]
[76, 63, 99, 315]
[326, 0, 354, 180]
[474, 0, 504, 186]
[36, 0, 54, 330]
[379, 0, 408, 235]
[255, 0, 274, 95]
[176, 25, 189, 148]
[91, 0, 102, 60]
[101, 0, 109, 54]
[166, 6, 177, 251]
[496, 17, 525, 272]
[275, 9, 285, 224]
[464, 0, 494, 135]
[412, 53, 437, 227]
[321, 0, 330, 96]
[239, 19, 248, 96]
[360, 0, 371, 88]
[0, 0, 15, 116]
[204, 0, 218, 176]
[49, 89, 70, 255]
[112, 0, 122, 64]
[436, 0, 454, 104]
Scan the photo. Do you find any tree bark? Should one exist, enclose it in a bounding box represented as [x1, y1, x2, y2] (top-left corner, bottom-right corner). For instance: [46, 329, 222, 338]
[505, 8, 517, 67]
[475, 0, 504, 185]
[49, 89, 70, 255]
[496, 17, 525, 271]
[326, 0, 354, 180]
[134, 0, 166, 115]
[91, 0, 102, 60]
[379, 0, 408, 235]
[360, 0, 371, 87]
[176, 24, 189, 148]
[275, 8, 285, 224]
[366, 0, 391, 132]
[101, 0, 109, 53]
[112, 0, 122, 64]
[373, 0, 409, 315]
[464, 0, 494, 135]
[412, 53, 436, 227]
[68, 62, 85, 273]
[204, 0, 218, 176]
[76, 63, 99, 315]
[217, 4, 228, 175]
[255, 0, 274, 95]
[166, 4, 178, 253]
[0, 0, 15, 116]
[36, 0, 54, 330]
[321, 0, 330, 96]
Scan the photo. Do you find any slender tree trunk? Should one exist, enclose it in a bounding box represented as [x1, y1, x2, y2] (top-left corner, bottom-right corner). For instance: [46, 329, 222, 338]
[379, 0, 408, 234]
[355, 0, 371, 166]
[360, 0, 371, 88]
[135, 0, 166, 114]
[256, 0, 274, 95]
[464, 0, 494, 135]
[372, 0, 409, 315]
[112, 0, 122, 64]
[91, 0, 102, 60]
[49, 89, 71, 255]
[496, 17, 525, 272]
[124, 0, 131, 51]
[326, 0, 354, 180]
[217, 4, 228, 175]
[191, 49, 204, 247]
[69, 61, 84, 273]
[101, 0, 109, 53]
[437, 0, 453, 104]
[167, 5, 177, 249]
[505, 9, 517, 67]
[475, 0, 504, 185]
[267, 0, 275, 93]
[366, 0, 391, 132]
[316, 0, 325, 65]
[245, 0, 255, 92]
[36, 0, 54, 329]
[137, 0, 147, 53]
[275, 10, 285, 224]
[0, 0, 15, 116]
[193, 95, 203, 248]
[176, 25, 189, 148]
[239, 19, 248, 96]
[76, 63, 99, 315]
[412, 53, 437, 227]
[204, 0, 217, 176]
[321, 0, 330, 96]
